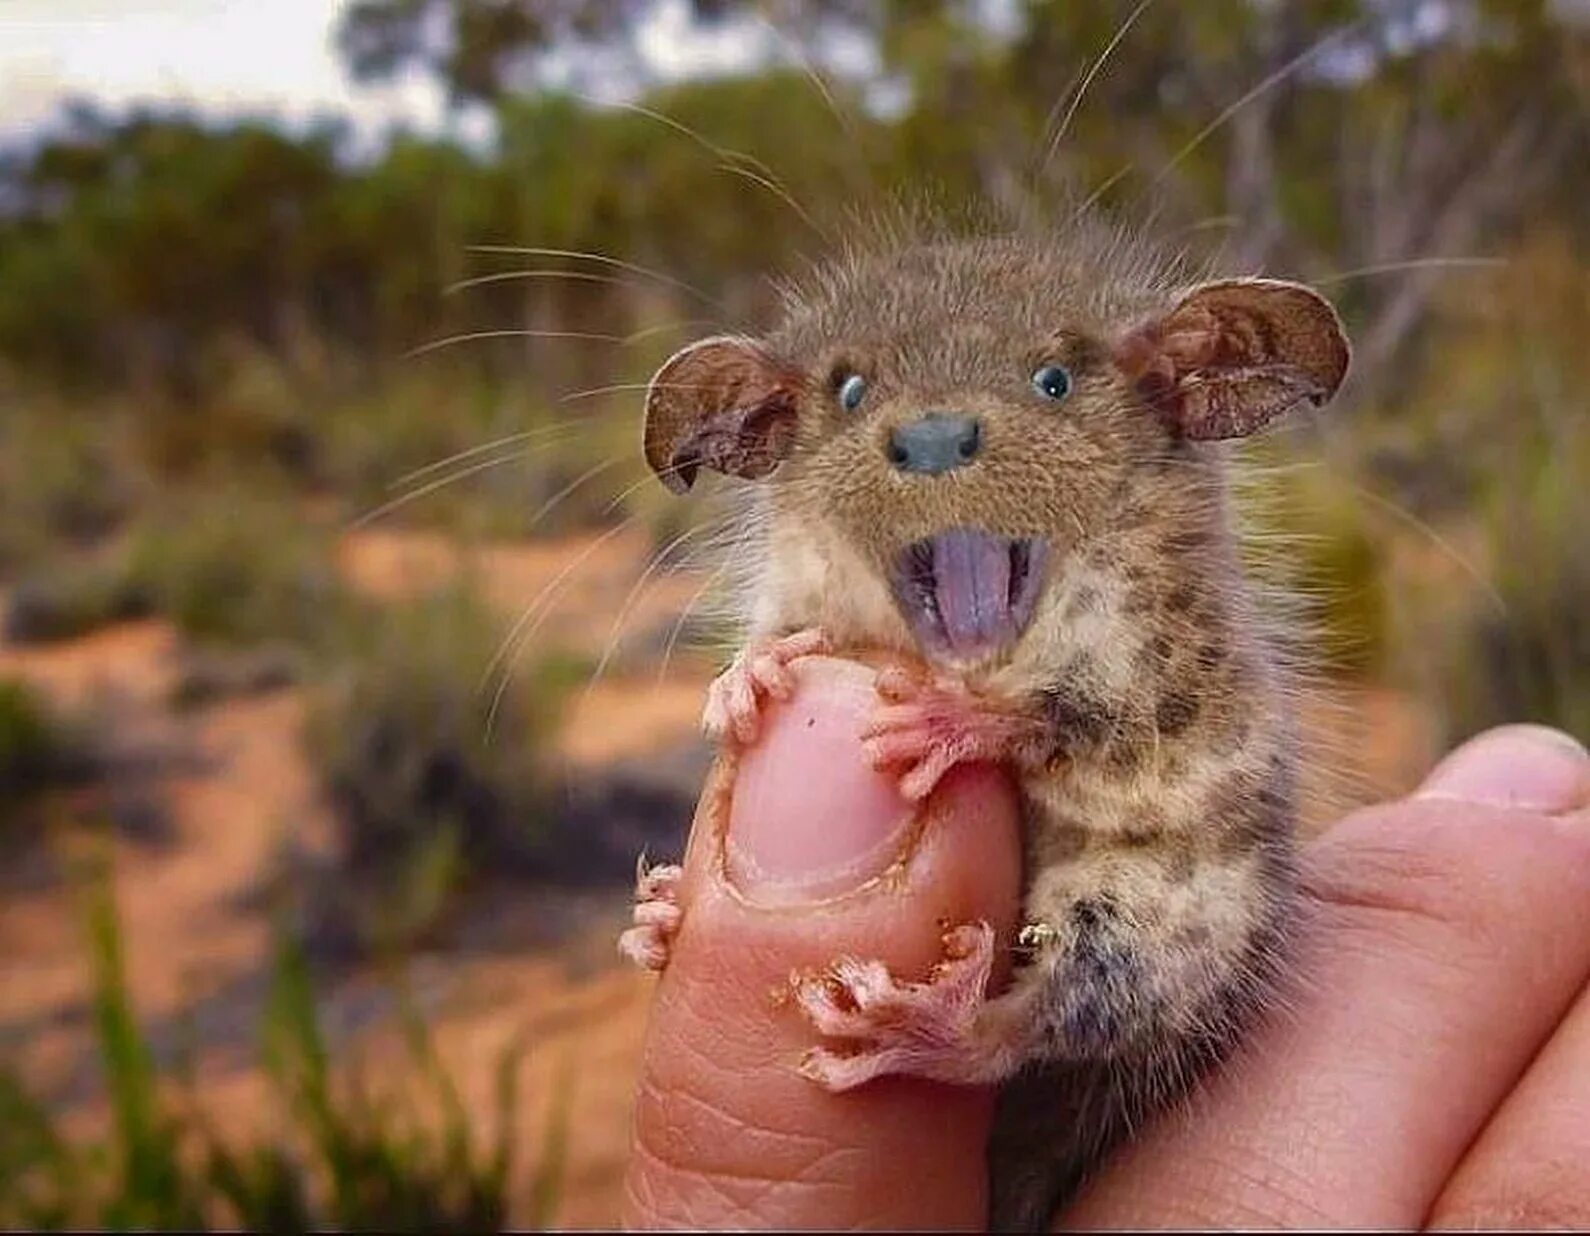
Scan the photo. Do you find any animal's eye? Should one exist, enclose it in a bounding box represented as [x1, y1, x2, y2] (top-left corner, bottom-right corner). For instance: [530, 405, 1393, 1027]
[1031, 364, 1072, 402]
[838, 373, 868, 412]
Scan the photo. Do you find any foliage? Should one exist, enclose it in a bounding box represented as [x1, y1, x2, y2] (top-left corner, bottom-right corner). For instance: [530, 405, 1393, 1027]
[2, 561, 152, 646]
[0, 872, 567, 1230]
[2, 484, 342, 652]
[7, 4, 1584, 410]
[120, 491, 348, 649]
[0, 679, 85, 808]
[1383, 234, 1590, 744]
[301, 587, 577, 947]
[0, 398, 143, 570]
[1438, 457, 1590, 743]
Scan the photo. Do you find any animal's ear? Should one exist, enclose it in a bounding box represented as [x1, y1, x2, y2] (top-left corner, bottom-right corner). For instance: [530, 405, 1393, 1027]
[1115, 278, 1350, 440]
[643, 335, 803, 494]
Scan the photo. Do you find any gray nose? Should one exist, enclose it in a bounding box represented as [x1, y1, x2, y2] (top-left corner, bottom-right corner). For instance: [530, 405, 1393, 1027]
[887, 414, 982, 475]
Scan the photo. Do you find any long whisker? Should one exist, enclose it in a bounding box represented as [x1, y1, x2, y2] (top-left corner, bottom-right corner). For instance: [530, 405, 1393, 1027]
[1314, 257, 1506, 287]
[751, 9, 883, 203]
[527, 457, 623, 528]
[589, 96, 730, 161]
[562, 382, 657, 404]
[751, 11, 861, 148]
[386, 422, 593, 492]
[1149, 17, 1367, 193]
[598, 466, 686, 518]
[561, 380, 718, 404]
[1184, 213, 1243, 235]
[479, 455, 700, 735]
[581, 517, 717, 711]
[717, 160, 828, 239]
[1070, 162, 1136, 223]
[349, 448, 531, 530]
[623, 320, 721, 345]
[481, 515, 643, 740]
[407, 328, 625, 358]
[444, 268, 644, 296]
[1046, 0, 1157, 165]
[655, 551, 734, 687]
[466, 244, 727, 311]
[1342, 477, 1508, 618]
[574, 92, 825, 241]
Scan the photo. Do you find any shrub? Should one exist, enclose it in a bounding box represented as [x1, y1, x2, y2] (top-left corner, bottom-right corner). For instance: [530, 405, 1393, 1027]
[0, 401, 140, 570]
[2, 561, 152, 645]
[122, 491, 348, 649]
[301, 588, 575, 948]
[0, 679, 89, 809]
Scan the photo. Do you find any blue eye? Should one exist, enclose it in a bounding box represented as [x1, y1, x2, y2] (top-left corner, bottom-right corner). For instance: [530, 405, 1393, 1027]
[1032, 365, 1072, 402]
[838, 373, 867, 412]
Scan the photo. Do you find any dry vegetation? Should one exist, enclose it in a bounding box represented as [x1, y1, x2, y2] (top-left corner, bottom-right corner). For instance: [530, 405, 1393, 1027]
[0, 1, 1585, 1228]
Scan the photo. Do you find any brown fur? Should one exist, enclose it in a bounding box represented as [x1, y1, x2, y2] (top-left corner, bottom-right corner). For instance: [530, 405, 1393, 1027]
[642, 215, 1348, 1230]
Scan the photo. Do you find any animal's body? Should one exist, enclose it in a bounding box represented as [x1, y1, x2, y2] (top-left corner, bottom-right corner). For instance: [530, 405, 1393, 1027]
[618, 217, 1349, 1229]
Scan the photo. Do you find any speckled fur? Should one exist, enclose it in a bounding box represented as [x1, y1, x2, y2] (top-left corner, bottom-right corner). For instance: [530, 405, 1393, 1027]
[664, 215, 1336, 1230]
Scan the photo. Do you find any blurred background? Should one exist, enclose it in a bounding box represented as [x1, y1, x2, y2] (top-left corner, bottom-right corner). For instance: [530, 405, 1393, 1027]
[0, 0, 1585, 1227]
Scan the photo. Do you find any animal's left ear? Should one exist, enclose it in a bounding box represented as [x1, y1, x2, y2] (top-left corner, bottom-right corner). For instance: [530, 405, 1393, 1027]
[1115, 278, 1350, 440]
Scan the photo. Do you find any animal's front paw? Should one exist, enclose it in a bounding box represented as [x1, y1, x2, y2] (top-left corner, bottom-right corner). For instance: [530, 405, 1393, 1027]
[861, 668, 1025, 800]
[791, 922, 1019, 1089]
[617, 859, 683, 972]
[702, 628, 830, 746]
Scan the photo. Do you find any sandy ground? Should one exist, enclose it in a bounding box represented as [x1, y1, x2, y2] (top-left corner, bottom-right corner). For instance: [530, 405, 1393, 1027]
[0, 526, 1437, 1227]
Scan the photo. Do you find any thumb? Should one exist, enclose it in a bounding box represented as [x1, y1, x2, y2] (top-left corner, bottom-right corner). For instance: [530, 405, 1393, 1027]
[621, 655, 1024, 1230]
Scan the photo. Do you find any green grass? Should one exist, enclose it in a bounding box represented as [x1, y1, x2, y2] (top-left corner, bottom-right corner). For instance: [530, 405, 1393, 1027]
[0, 864, 568, 1230]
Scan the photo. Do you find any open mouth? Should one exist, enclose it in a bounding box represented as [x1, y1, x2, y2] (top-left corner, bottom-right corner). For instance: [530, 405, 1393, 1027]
[890, 529, 1050, 660]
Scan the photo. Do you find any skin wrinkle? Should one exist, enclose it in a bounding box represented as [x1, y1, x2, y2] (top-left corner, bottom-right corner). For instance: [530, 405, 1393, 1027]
[628, 1086, 843, 1228]
[654, 1005, 874, 1183]
[1304, 807, 1590, 960]
[1142, 1142, 1340, 1232]
[1426, 950, 1590, 1229]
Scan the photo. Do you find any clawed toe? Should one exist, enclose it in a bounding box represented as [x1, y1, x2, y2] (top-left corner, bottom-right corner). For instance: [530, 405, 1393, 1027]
[621, 860, 684, 972]
[791, 923, 1008, 1090]
[702, 628, 830, 746]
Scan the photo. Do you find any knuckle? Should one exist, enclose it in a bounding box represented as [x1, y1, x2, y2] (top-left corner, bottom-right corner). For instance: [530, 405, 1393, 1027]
[1302, 800, 1590, 956]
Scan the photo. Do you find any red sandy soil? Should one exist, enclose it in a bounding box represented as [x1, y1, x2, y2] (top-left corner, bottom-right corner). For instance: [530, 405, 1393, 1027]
[0, 527, 1436, 1226]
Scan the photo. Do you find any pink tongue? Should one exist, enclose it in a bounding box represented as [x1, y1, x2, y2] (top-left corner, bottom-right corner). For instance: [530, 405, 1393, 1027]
[933, 529, 1013, 654]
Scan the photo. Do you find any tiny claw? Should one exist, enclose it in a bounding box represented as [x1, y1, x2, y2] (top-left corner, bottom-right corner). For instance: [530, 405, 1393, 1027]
[874, 665, 922, 703]
[702, 627, 830, 748]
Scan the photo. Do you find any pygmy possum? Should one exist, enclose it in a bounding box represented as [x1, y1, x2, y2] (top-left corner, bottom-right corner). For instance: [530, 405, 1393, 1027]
[617, 215, 1350, 1231]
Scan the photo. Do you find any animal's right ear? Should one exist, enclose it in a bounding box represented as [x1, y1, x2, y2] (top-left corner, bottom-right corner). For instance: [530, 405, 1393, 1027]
[643, 335, 803, 494]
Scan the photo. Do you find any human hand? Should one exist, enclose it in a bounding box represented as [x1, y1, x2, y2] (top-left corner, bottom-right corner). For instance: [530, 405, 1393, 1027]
[621, 655, 1590, 1229]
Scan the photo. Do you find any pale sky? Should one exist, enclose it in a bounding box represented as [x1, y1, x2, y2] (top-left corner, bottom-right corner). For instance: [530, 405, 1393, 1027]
[0, 0, 790, 147]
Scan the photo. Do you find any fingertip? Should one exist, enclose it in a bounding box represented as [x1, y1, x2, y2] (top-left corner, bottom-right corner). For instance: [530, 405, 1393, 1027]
[624, 656, 1022, 1230]
[1415, 724, 1590, 814]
